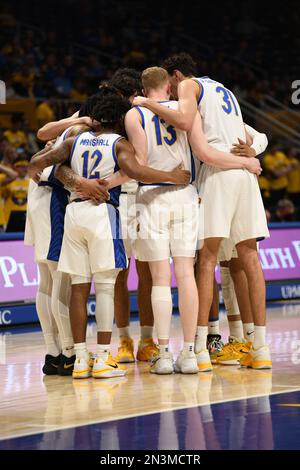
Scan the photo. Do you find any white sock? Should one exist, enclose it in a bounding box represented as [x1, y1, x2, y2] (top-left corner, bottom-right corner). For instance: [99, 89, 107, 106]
[208, 320, 219, 335]
[51, 271, 74, 359]
[95, 283, 115, 333]
[36, 289, 60, 356]
[253, 325, 266, 350]
[195, 326, 208, 353]
[119, 327, 130, 338]
[159, 344, 170, 355]
[183, 342, 194, 353]
[221, 267, 240, 316]
[228, 320, 244, 341]
[44, 333, 60, 357]
[96, 344, 110, 361]
[151, 286, 172, 342]
[140, 325, 153, 340]
[63, 346, 75, 358]
[74, 342, 88, 359]
[243, 322, 255, 343]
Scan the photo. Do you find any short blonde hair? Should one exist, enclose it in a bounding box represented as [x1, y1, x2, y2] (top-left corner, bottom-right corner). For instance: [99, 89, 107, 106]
[141, 67, 169, 93]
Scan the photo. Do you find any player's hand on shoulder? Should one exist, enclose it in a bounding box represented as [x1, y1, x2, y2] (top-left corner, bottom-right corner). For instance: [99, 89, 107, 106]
[231, 138, 256, 158]
[169, 164, 191, 185]
[132, 96, 148, 107]
[246, 157, 262, 176]
[80, 116, 98, 128]
[76, 178, 110, 204]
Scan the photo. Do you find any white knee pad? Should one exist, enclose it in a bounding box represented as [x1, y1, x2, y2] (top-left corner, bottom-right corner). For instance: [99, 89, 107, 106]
[94, 283, 115, 332]
[38, 262, 53, 296]
[220, 267, 240, 316]
[151, 286, 173, 341]
[51, 270, 73, 350]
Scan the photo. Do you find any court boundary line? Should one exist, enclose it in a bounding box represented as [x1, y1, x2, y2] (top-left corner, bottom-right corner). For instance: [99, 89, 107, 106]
[1, 386, 300, 443]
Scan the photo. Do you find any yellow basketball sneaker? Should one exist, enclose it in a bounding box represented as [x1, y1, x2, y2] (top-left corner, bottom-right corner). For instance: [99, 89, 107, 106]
[115, 336, 135, 363]
[136, 338, 159, 362]
[72, 353, 94, 379]
[216, 336, 250, 365]
[196, 349, 213, 372]
[240, 345, 272, 370]
[92, 354, 127, 378]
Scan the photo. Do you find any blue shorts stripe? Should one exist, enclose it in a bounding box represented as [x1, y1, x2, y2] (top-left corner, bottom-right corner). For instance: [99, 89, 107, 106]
[106, 204, 127, 269]
[47, 187, 69, 262]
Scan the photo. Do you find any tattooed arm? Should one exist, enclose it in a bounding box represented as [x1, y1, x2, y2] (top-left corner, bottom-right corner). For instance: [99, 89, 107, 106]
[28, 138, 75, 180]
[55, 163, 110, 203]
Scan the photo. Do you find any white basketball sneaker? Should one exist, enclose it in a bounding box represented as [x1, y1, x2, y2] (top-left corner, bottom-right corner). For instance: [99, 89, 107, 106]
[92, 354, 127, 379]
[72, 354, 94, 379]
[174, 350, 199, 374]
[150, 352, 174, 374]
[196, 349, 213, 372]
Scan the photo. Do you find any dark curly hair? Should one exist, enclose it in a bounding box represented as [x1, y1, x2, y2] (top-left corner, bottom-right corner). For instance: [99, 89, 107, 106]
[79, 84, 122, 117]
[162, 53, 197, 77]
[110, 68, 142, 100]
[111, 67, 141, 81]
[90, 93, 131, 130]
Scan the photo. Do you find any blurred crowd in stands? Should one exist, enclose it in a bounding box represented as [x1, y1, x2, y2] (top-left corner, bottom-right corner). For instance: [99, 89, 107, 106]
[0, 0, 299, 231]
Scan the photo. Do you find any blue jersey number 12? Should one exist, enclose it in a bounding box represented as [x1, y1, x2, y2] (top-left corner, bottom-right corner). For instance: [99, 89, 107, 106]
[81, 149, 103, 178]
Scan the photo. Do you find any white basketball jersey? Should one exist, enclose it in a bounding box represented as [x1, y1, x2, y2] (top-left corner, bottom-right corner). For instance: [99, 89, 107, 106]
[136, 101, 195, 183]
[25, 127, 72, 261]
[194, 77, 246, 153]
[70, 131, 123, 205]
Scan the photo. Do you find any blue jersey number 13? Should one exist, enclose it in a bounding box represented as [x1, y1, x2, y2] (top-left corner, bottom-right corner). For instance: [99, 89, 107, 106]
[152, 115, 177, 146]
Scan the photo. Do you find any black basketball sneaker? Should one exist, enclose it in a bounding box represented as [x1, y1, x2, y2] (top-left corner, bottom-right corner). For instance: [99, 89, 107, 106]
[58, 354, 76, 376]
[42, 354, 61, 375]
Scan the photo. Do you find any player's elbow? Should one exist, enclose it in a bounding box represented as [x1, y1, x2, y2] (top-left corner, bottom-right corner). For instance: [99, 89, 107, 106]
[193, 146, 210, 164]
[179, 118, 193, 132]
[37, 128, 50, 141]
[123, 166, 139, 180]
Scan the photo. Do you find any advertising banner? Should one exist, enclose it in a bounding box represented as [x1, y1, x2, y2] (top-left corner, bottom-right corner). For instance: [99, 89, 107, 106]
[0, 228, 300, 304]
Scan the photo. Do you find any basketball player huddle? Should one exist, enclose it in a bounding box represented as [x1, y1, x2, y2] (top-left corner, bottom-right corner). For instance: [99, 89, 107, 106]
[25, 53, 272, 380]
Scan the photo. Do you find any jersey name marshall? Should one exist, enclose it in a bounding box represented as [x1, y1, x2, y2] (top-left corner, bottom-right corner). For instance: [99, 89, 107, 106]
[79, 137, 111, 147]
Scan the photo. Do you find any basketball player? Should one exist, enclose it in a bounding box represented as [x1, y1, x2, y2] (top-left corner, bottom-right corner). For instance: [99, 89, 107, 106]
[125, 66, 200, 374]
[208, 125, 269, 364]
[110, 71, 158, 364]
[28, 92, 191, 379]
[133, 53, 271, 370]
[25, 124, 105, 375]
